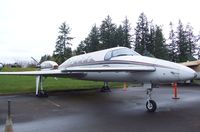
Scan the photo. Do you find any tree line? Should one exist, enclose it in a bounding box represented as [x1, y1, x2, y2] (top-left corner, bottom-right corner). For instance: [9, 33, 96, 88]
[41, 12, 200, 64]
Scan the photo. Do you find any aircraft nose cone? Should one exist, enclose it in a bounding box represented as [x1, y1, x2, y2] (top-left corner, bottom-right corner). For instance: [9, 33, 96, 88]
[179, 65, 197, 81]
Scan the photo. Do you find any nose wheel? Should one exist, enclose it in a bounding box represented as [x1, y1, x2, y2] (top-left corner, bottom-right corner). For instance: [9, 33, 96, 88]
[146, 100, 157, 112]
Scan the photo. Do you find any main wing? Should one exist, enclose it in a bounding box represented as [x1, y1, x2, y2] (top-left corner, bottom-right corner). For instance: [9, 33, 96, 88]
[0, 70, 65, 76]
[0, 65, 155, 77]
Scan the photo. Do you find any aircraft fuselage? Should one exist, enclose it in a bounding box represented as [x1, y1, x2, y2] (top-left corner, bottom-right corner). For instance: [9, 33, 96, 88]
[58, 47, 196, 83]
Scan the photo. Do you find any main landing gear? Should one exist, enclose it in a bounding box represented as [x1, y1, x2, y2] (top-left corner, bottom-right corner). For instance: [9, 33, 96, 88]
[145, 84, 157, 112]
[100, 82, 111, 92]
[36, 76, 48, 97]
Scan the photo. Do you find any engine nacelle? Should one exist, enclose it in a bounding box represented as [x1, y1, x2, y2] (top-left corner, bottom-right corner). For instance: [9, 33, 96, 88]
[40, 61, 58, 70]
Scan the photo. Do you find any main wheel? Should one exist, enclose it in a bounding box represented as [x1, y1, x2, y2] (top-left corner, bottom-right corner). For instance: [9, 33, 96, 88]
[37, 90, 48, 97]
[146, 100, 157, 112]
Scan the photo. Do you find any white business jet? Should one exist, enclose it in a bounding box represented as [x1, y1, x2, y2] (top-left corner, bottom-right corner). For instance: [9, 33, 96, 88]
[0, 47, 196, 112]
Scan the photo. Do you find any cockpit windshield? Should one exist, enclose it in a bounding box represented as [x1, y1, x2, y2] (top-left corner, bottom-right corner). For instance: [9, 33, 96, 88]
[112, 48, 140, 57]
[104, 48, 141, 60]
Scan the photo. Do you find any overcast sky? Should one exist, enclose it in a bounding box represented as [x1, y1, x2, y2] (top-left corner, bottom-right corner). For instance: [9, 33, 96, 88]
[0, 0, 200, 63]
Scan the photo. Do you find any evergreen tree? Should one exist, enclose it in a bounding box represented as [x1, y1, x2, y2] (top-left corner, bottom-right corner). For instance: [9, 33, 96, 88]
[115, 25, 124, 47]
[197, 45, 200, 59]
[153, 26, 168, 60]
[169, 21, 197, 62]
[75, 25, 100, 54]
[99, 15, 117, 49]
[115, 18, 132, 48]
[85, 25, 100, 52]
[196, 34, 200, 59]
[185, 24, 197, 60]
[122, 17, 132, 48]
[75, 41, 86, 55]
[176, 20, 188, 62]
[64, 47, 72, 59]
[168, 22, 178, 62]
[39, 55, 52, 63]
[53, 22, 73, 64]
[134, 13, 150, 55]
[147, 22, 156, 55]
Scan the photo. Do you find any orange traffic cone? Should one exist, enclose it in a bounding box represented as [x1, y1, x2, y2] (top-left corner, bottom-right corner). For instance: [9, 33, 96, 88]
[172, 82, 180, 99]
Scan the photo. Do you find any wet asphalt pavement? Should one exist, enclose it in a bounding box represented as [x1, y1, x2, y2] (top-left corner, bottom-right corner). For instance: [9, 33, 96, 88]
[0, 85, 200, 132]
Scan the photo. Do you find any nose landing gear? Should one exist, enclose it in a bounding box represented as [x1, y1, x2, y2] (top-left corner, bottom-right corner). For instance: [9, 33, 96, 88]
[145, 85, 157, 112]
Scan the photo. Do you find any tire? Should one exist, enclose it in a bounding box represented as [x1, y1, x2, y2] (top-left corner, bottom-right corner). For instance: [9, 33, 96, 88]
[37, 90, 48, 97]
[146, 100, 157, 112]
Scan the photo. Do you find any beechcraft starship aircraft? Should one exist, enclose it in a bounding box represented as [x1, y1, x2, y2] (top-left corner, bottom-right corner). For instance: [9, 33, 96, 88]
[0, 47, 197, 112]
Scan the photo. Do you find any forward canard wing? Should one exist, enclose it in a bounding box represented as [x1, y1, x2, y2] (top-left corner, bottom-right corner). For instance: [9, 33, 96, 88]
[61, 65, 156, 72]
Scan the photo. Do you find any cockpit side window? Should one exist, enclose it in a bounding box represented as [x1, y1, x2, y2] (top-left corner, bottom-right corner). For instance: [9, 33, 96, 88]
[104, 51, 112, 61]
